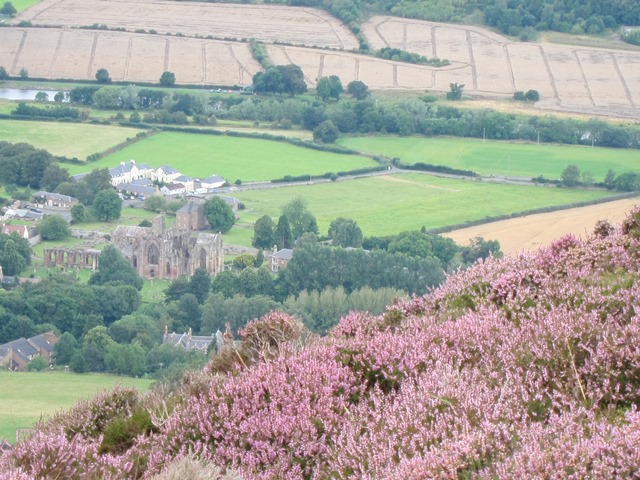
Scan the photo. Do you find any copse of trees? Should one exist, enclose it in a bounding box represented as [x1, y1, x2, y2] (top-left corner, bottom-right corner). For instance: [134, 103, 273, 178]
[252, 64, 307, 96]
[0, 232, 31, 276]
[204, 197, 235, 233]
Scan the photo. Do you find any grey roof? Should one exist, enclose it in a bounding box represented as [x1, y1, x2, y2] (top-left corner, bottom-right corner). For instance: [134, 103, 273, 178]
[175, 175, 192, 183]
[72, 172, 90, 182]
[176, 202, 203, 214]
[211, 195, 240, 206]
[33, 191, 78, 203]
[157, 165, 179, 174]
[118, 183, 157, 195]
[2, 338, 38, 359]
[270, 248, 293, 260]
[130, 178, 153, 186]
[201, 175, 225, 184]
[28, 334, 55, 353]
[163, 332, 215, 352]
[109, 161, 154, 177]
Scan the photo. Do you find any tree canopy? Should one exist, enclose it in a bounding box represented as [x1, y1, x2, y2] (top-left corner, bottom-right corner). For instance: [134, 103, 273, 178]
[204, 197, 235, 233]
[89, 245, 143, 290]
[39, 215, 70, 241]
[92, 189, 122, 221]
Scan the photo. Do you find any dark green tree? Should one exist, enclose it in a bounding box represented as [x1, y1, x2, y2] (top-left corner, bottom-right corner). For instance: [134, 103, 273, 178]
[105, 342, 146, 376]
[328, 217, 363, 248]
[252, 215, 276, 249]
[446, 83, 464, 100]
[283, 197, 318, 239]
[40, 164, 71, 192]
[95, 68, 112, 84]
[1, 2, 16, 16]
[560, 164, 581, 187]
[159, 71, 176, 87]
[70, 204, 88, 224]
[347, 80, 369, 100]
[0, 237, 28, 276]
[89, 245, 143, 290]
[53, 332, 77, 366]
[82, 326, 115, 372]
[0, 66, 8, 79]
[461, 237, 502, 264]
[188, 268, 211, 304]
[92, 189, 122, 221]
[39, 215, 70, 241]
[316, 75, 343, 101]
[275, 214, 293, 250]
[313, 120, 339, 143]
[204, 197, 235, 233]
[388, 231, 434, 259]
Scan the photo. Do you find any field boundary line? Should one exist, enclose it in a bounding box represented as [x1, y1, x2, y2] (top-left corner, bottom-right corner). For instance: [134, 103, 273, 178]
[373, 17, 391, 48]
[87, 33, 98, 79]
[227, 43, 248, 85]
[610, 52, 637, 112]
[123, 36, 133, 80]
[430, 26, 436, 58]
[573, 50, 596, 107]
[538, 46, 560, 106]
[318, 53, 325, 79]
[11, 29, 27, 75]
[503, 43, 516, 91]
[202, 42, 207, 83]
[354, 58, 359, 81]
[402, 23, 407, 51]
[164, 38, 170, 72]
[466, 30, 478, 91]
[48, 30, 64, 77]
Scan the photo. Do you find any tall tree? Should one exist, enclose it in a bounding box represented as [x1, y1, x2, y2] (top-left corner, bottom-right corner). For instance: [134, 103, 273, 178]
[275, 214, 293, 250]
[204, 197, 235, 233]
[328, 218, 363, 248]
[252, 215, 276, 249]
[282, 197, 318, 240]
[316, 75, 343, 101]
[188, 269, 211, 304]
[159, 71, 176, 87]
[92, 189, 122, 221]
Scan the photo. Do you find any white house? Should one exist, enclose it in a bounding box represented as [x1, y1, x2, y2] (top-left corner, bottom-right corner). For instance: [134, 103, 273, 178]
[161, 183, 187, 196]
[199, 175, 226, 189]
[154, 165, 182, 184]
[109, 160, 155, 186]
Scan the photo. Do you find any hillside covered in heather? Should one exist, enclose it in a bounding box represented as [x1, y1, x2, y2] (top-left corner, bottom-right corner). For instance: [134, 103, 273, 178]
[3, 209, 640, 479]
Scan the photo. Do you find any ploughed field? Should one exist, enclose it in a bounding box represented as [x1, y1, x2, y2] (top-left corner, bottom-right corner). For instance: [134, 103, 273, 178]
[3, 0, 639, 118]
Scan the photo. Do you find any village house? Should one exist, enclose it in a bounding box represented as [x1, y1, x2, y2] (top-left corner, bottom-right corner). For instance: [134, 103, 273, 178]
[199, 175, 226, 190]
[32, 191, 79, 209]
[162, 327, 216, 352]
[153, 165, 181, 184]
[161, 183, 187, 196]
[175, 201, 207, 230]
[109, 160, 155, 187]
[0, 331, 59, 372]
[266, 246, 293, 273]
[1, 224, 36, 240]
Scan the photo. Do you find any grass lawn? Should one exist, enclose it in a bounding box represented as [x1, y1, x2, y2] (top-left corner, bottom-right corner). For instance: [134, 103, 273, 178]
[234, 173, 619, 238]
[0, 118, 144, 159]
[64, 132, 377, 182]
[0, 371, 152, 443]
[338, 136, 640, 180]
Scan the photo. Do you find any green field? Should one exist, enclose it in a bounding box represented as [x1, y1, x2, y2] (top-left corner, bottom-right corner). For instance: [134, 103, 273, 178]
[338, 136, 640, 180]
[0, 119, 143, 159]
[64, 132, 377, 182]
[0, 371, 152, 443]
[2, 0, 40, 12]
[234, 173, 618, 237]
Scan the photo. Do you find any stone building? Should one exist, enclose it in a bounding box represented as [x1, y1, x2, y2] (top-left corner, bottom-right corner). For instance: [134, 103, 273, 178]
[175, 201, 207, 231]
[112, 215, 223, 279]
[43, 248, 101, 270]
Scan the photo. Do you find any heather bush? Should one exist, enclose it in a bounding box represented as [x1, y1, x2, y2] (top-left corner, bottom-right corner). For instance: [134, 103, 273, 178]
[3, 209, 640, 478]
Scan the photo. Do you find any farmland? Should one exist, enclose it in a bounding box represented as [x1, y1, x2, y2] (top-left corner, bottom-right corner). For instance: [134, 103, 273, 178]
[63, 132, 378, 182]
[0, 371, 152, 443]
[338, 136, 640, 179]
[0, 119, 143, 159]
[234, 173, 618, 237]
[443, 196, 639, 255]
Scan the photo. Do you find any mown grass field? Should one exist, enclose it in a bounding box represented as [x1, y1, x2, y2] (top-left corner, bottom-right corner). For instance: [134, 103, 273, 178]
[338, 136, 640, 180]
[3, 0, 40, 12]
[234, 173, 619, 237]
[64, 132, 377, 182]
[0, 118, 143, 159]
[0, 371, 152, 443]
